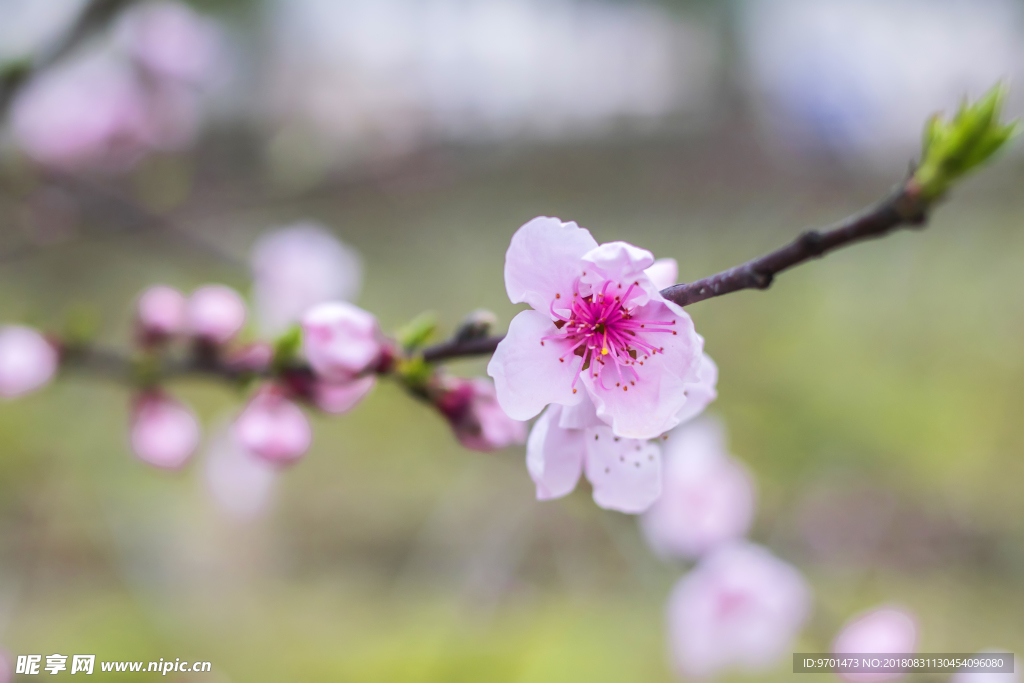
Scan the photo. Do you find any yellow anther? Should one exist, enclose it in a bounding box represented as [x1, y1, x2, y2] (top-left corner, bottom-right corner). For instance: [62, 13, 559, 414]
[601, 348, 609, 355]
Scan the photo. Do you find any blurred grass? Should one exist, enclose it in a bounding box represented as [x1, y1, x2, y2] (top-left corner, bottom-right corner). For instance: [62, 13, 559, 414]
[1, 135, 1023, 680]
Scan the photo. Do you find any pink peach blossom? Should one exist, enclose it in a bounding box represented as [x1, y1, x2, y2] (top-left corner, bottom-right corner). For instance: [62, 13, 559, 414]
[119, 1, 221, 84]
[641, 417, 756, 559]
[251, 224, 363, 336]
[11, 56, 151, 171]
[130, 392, 200, 469]
[136, 285, 187, 343]
[645, 257, 679, 290]
[0, 326, 58, 399]
[488, 217, 715, 440]
[667, 542, 811, 679]
[187, 284, 247, 345]
[525, 354, 716, 513]
[301, 302, 383, 381]
[833, 605, 919, 683]
[435, 377, 527, 451]
[234, 388, 312, 465]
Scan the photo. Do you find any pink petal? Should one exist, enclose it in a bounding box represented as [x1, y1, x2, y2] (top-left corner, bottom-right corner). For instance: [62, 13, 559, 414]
[583, 426, 662, 513]
[526, 405, 585, 500]
[487, 309, 584, 421]
[671, 353, 719, 426]
[645, 257, 678, 291]
[503, 216, 598, 312]
[583, 297, 706, 439]
[130, 393, 200, 469]
[0, 326, 58, 399]
[581, 240, 656, 287]
[557, 391, 605, 430]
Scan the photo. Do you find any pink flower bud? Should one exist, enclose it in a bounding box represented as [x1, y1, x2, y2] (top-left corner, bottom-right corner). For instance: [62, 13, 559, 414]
[313, 375, 376, 415]
[187, 284, 247, 345]
[833, 606, 918, 683]
[641, 418, 756, 559]
[130, 392, 201, 469]
[0, 326, 58, 398]
[136, 285, 187, 343]
[234, 388, 312, 465]
[436, 377, 527, 451]
[301, 302, 383, 381]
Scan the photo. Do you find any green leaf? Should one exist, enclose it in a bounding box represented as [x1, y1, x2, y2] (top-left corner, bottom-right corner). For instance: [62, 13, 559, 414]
[397, 312, 438, 352]
[272, 325, 302, 370]
[914, 83, 1019, 201]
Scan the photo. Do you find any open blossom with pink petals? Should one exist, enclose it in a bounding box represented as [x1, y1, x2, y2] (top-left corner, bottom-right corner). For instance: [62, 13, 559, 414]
[0, 326, 58, 399]
[435, 377, 527, 452]
[130, 392, 200, 469]
[667, 541, 811, 679]
[833, 605, 918, 683]
[234, 388, 312, 465]
[641, 417, 756, 559]
[302, 302, 384, 381]
[488, 217, 715, 440]
[136, 285, 187, 343]
[525, 352, 715, 513]
[251, 224, 363, 336]
[187, 284, 247, 345]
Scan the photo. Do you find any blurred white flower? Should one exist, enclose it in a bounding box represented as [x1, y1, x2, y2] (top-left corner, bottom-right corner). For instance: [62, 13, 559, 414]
[741, 0, 1024, 165]
[204, 424, 277, 520]
[832, 605, 918, 683]
[667, 541, 811, 679]
[250, 224, 363, 337]
[641, 418, 756, 560]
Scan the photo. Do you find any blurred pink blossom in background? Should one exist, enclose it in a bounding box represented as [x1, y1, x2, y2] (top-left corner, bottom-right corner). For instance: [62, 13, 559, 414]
[129, 392, 201, 469]
[435, 377, 527, 452]
[833, 605, 919, 683]
[0, 325, 58, 399]
[313, 375, 377, 415]
[250, 224, 363, 336]
[204, 425, 278, 520]
[187, 284, 247, 345]
[118, 1, 222, 85]
[234, 388, 312, 465]
[667, 541, 811, 679]
[135, 284, 188, 344]
[302, 301, 384, 381]
[11, 55, 152, 171]
[641, 417, 756, 560]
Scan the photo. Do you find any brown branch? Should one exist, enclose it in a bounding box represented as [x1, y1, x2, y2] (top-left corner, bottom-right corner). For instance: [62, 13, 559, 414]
[661, 178, 930, 307]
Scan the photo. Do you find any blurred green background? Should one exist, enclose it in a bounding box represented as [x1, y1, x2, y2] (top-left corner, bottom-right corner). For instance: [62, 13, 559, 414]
[2, 0, 1024, 680]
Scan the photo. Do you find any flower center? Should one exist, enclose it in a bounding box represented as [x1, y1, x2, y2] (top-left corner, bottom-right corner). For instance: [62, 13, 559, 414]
[543, 278, 677, 393]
